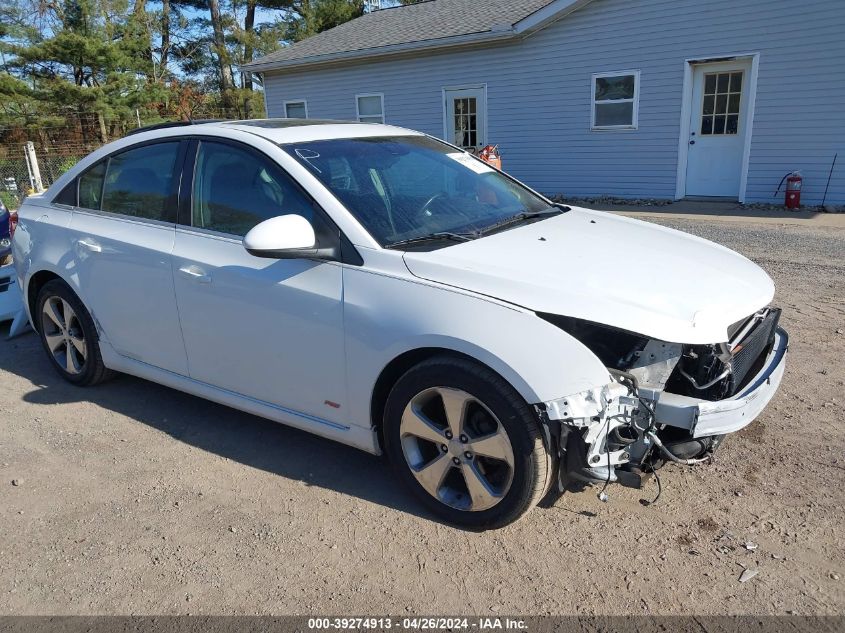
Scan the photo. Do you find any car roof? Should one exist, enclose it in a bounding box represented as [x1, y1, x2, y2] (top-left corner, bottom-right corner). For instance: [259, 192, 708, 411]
[131, 118, 425, 144]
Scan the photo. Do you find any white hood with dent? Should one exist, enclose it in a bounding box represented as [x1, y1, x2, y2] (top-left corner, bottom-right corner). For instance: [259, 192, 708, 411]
[402, 208, 774, 344]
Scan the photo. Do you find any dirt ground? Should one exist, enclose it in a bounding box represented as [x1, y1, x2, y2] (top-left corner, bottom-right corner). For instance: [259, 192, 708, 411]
[0, 216, 843, 616]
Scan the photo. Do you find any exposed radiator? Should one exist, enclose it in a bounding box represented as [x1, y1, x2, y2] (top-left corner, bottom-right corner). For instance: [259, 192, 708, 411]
[730, 308, 781, 393]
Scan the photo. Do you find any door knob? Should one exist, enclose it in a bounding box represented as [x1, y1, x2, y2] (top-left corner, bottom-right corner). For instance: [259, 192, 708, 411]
[689, 140, 696, 145]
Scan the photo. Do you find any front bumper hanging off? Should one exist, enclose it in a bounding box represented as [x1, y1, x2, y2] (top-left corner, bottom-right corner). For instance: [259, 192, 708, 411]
[539, 323, 788, 492]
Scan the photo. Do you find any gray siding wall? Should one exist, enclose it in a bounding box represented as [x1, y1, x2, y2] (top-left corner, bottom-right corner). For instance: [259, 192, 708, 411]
[263, 0, 845, 205]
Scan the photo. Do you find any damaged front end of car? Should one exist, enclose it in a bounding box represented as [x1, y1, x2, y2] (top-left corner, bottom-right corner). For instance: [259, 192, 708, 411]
[535, 308, 788, 499]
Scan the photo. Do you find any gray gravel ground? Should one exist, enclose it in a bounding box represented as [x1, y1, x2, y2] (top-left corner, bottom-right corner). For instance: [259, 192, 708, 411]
[0, 216, 843, 616]
[657, 219, 845, 267]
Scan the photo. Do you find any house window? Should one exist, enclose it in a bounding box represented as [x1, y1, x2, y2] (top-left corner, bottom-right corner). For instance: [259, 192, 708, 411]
[591, 71, 640, 130]
[356, 93, 384, 123]
[700, 71, 743, 135]
[284, 100, 308, 118]
[452, 97, 478, 148]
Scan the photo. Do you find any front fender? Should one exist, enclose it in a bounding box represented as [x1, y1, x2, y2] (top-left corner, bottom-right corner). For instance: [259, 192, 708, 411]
[342, 266, 611, 430]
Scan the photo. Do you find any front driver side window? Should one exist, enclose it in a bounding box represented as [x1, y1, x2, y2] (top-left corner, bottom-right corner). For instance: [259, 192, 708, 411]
[192, 141, 313, 237]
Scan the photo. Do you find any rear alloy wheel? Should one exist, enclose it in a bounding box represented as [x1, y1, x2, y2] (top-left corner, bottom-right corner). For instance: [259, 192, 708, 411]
[41, 296, 87, 376]
[36, 280, 113, 386]
[384, 356, 551, 529]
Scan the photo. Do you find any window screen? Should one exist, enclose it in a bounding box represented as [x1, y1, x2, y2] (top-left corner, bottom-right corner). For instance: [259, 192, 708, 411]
[285, 101, 307, 118]
[191, 141, 313, 237]
[592, 72, 639, 129]
[356, 95, 384, 124]
[101, 142, 179, 221]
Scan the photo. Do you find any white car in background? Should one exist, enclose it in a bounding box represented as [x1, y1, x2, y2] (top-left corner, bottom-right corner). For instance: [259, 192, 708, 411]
[12, 119, 787, 528]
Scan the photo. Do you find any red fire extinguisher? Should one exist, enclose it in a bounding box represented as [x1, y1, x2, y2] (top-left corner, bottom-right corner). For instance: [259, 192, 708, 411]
[785, 172, 803, 209]
[776, 171, 803, 209]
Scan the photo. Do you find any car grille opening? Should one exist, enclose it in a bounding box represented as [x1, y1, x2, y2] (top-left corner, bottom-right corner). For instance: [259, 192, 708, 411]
[666, 307, 781, 401]
[730, 307, 781, 393]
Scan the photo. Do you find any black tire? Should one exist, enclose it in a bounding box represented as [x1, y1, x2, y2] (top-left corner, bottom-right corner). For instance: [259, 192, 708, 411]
[35, 279, 114, 386]
[383, 355, 552, 530]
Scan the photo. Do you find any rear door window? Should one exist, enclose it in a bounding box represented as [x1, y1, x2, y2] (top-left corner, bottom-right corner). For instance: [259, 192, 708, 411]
[101, 142, 180, 221]
[78, 161, 107, 210]
[53, 179, 78, 206]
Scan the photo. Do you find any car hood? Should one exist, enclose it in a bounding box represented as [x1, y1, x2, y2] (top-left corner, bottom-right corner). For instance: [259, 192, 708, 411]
[402, 208, 774, 344]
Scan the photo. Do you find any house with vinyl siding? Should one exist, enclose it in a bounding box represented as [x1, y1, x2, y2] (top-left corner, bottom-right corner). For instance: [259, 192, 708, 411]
[243, 0, 845, 206]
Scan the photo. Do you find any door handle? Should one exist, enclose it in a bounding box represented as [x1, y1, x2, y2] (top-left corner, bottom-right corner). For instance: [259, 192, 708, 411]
[76, 238, 103, 253]
[689, 140, 696, 145]
[178, 265, 212, 283]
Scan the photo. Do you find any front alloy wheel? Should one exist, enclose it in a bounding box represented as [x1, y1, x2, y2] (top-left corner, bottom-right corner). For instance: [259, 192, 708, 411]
[384, 356, 551, 529]
[400, 387, 515, 512]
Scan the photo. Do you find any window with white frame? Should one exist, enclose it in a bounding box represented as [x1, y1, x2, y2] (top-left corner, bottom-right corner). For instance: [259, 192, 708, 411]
[284, 100, 308, 118]
[356, 93, 384, 123]
[591, 71, 639, 129]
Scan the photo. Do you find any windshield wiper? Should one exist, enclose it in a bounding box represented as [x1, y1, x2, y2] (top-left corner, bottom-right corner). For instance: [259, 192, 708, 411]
[386, 231, 477, 249]
[479, 205, 569, 236]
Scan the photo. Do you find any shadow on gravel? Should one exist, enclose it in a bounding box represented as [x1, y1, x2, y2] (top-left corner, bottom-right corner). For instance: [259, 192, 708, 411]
[0, 325, 432, 522]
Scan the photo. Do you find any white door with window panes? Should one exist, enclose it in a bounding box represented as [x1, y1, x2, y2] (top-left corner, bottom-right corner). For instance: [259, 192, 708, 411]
[444, 87, 486, 151]
[685, 60, 751, 197]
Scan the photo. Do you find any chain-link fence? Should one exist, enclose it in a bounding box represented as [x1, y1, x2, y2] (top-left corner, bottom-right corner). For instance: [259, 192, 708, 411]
[0, 146, 31, 210]
[0, 149, 30, 210]
[0, 141, 99, 210]
[0, 110, 233, 210]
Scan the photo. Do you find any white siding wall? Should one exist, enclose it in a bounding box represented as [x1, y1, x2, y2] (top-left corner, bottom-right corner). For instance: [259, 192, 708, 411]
[263, 0, 845, 205]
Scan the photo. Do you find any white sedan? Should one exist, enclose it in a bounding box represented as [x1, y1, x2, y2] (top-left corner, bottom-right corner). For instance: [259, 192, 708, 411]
[12, 119, 787, 528]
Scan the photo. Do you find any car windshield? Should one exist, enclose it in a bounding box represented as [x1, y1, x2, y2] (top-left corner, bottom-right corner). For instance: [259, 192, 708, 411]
[282, 135, 554, 247]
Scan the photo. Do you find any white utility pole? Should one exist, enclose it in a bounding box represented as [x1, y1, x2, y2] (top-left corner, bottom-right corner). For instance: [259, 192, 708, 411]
[24, 141, 44, 193]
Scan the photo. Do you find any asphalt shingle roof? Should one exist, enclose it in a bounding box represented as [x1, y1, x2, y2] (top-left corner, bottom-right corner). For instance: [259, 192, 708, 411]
[245, 0, 557, 70]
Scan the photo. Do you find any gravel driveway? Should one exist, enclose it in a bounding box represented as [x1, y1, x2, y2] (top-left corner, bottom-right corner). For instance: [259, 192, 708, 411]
[1, 216, 843, 616]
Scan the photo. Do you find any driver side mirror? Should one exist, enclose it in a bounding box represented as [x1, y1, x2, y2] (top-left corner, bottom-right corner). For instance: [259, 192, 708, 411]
[243, 215, 336, 260]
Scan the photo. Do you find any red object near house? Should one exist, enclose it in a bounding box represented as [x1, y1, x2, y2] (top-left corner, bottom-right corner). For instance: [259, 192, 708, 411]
[477, 145, 502, 171]
[785, 173, 802, 209]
